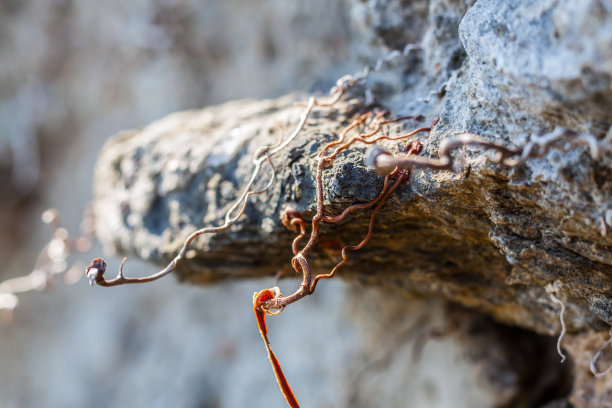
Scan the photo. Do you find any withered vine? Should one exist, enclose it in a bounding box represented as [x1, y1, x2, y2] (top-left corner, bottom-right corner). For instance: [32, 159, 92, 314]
[86, 96, 317, 287]
[89, 92, 602, 406]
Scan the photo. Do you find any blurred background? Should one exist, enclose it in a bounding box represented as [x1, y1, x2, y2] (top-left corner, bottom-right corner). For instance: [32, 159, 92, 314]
[0, 1, 358, 407]
[0, 1, 528, 407]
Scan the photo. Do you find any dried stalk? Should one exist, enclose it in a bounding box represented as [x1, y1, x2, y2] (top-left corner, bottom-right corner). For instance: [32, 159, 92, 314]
[367, 127, 602, 175]
[545, 281, 567, 363]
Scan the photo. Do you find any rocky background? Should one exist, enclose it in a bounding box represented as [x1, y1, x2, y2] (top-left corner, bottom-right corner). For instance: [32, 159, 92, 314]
[1, 0, 611, 407]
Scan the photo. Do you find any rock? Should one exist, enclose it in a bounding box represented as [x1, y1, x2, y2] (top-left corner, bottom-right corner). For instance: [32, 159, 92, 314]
[95, 0, 612, 335]
[93, 0, 612, 406]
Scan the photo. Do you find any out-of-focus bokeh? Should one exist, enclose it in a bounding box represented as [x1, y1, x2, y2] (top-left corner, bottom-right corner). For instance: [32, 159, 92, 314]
[0, 1, 361, 407]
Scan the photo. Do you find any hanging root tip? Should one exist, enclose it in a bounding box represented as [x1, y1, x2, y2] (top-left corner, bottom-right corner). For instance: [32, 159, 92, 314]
[545, 281, 567, 363]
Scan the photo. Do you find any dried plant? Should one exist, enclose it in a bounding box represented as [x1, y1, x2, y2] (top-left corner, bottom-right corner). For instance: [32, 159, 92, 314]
[71, 45, 611, 407]
[366, 127, 602, 176]
[87, 97, 318, 286]
[251, 111, 431, 406]
[590, 328, 612, 377]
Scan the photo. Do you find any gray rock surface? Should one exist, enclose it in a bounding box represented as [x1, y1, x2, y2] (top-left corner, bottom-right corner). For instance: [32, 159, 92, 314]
[93, 0, 612, 406]
[3, 1, 536, 408]
[2, 0, 611, 407]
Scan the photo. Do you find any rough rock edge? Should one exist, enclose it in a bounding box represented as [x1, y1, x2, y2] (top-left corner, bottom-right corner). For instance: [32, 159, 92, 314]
[93, 1, 612, 406]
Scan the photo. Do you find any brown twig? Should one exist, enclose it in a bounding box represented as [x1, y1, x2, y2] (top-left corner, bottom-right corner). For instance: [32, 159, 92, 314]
[88, 97, 320, 287]
[256, 115, 428, 312]
[252, 117, 426, 408]
[366, 127, 602, 176]
[545, 281, 567, 363]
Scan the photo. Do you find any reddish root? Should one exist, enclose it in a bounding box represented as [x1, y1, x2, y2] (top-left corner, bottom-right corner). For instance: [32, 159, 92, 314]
[311, 173, 405, 292]
[280, 204, 307, 256]
[367, 127, 605, 176]
[258, 115, 427, 311]
[253, 289, 300, 408]
[251, 117, 427, 406]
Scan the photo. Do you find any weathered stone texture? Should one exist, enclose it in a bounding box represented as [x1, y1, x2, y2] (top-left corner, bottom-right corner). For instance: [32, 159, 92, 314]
[92, 0, 612, 406]
[97, 0, 612, 329]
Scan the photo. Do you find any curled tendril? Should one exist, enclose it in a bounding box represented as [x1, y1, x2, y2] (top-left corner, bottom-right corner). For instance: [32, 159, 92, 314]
[545, 281, 567, 363]
[251, 111, 427, 408]
[255, 113, 429, 314]
[366, 127, 605, 176]
[88, 97, 319, 287]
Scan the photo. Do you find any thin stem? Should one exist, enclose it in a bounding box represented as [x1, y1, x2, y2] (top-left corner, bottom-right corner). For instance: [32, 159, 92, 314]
[367, 127, 603, 176]
[310, 173, 404, 292]
[92, 155, 278, 287]
[90, 96, 319, 287]
[545, 282, 567, 363]
[258, 120, 426, 312]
